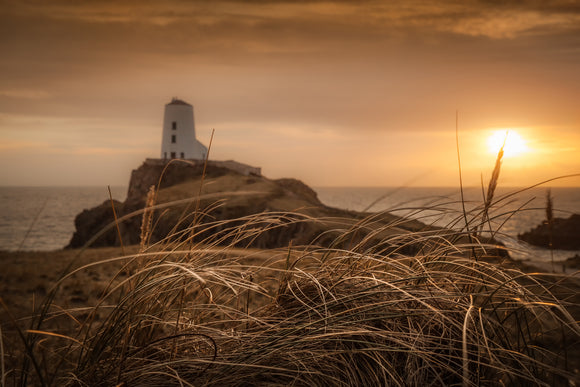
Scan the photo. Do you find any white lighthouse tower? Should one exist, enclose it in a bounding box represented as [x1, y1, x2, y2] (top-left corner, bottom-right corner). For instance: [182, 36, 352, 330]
[160, 98, 208, 160]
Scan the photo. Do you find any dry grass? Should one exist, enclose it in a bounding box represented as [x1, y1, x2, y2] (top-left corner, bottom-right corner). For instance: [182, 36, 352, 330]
[2, 148, 579, 385]
[2, 202, 579, 386]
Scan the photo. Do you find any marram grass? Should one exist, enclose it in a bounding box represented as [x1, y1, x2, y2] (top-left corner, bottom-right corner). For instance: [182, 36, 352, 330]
[4, 193, 580, 386]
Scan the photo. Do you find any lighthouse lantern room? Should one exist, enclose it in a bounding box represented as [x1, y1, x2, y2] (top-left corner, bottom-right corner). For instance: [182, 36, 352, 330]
[160, 98, 208, 160]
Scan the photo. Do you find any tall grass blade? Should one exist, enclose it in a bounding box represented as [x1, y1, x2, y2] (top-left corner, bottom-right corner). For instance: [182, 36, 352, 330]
[139, 185, 157, 253]
[480, 132, 506, 238]
[17, 197, 48, 252]
[455, 111, 476, 260]
[546, 188, 555, 272]
[108, 185, 125, 256]
[0, 323, 5, 387]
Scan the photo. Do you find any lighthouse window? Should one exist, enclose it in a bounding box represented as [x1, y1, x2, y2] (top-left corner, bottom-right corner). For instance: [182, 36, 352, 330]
[171, 135, 176, 143]
[180, 152, 185, 158]
[172, 121, 177, 130]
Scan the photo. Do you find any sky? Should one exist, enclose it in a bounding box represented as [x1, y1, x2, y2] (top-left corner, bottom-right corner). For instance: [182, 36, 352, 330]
[1, 0, 579, 188]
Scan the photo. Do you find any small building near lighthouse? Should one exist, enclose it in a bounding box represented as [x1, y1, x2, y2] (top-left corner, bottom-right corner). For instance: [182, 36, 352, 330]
[160, 98, 208, 160]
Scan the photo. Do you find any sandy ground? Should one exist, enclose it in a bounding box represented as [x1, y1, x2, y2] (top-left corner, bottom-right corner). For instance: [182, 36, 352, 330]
[1, 246, 139, 321]
[0, 245, 287, 322]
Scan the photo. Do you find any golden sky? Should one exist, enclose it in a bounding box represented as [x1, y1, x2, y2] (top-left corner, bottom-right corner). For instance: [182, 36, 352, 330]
[1, 0, 579, 187]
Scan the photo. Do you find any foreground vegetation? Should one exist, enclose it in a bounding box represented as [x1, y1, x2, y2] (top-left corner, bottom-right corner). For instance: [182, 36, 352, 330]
[2, 151, 580, 385]
[2, 203, 579, 386]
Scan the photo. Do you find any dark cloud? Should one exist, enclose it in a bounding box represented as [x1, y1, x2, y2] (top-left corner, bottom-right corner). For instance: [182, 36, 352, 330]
[5, 0, 580, 36]
[1, 0, 578, 129]
[476, 0, 580, 12]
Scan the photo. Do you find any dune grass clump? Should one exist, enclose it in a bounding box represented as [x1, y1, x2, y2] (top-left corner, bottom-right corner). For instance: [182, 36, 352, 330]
[5, 202, 579, 386]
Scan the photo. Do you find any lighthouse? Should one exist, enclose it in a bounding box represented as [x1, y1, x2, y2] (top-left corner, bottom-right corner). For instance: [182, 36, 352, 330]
[160, 98, 208, 160]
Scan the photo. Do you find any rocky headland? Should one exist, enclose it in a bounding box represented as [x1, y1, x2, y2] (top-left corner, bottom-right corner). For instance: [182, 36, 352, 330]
[67, 159, 428, 251]
[518, 213, 580, 250]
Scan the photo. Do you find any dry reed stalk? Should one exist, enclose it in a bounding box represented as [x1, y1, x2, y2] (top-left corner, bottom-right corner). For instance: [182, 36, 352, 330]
[546, 188, 555, 272]
[478, 133, 506, 239]
[17, 197, 48, 252]
[483, 145, 504, 213]
[455, 112, 477, 260]
[462, 295, 475, 387]
[0, 323, 5, 387]
[546, 189, 554, 224]
[188, 128, 215, 244]
[108, 185, 125, 256]
[277, 242, 294, 300]
[139, 185, 157, 253]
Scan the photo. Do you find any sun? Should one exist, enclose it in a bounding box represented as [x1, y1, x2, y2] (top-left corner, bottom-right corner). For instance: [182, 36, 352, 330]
[487, 130, 528, 157]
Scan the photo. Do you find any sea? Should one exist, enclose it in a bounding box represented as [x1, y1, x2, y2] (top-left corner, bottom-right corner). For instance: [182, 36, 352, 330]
[0, 186, 126, 252]
[0, 186, 578, 268]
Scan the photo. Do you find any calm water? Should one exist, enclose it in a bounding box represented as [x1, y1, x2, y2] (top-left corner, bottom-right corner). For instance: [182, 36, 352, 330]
[0, 186, 126, 251]
[0, 186, 578, 266]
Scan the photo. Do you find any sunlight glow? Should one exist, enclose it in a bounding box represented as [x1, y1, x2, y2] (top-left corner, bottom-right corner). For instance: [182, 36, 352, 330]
[487, 130, 528, 157]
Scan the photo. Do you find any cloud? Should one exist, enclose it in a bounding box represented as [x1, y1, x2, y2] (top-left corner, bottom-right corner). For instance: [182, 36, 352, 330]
[70, 146, 148, 155]
[0, 89, 51, 99]
[447, 9, 580, 39]
[0, 139, 48, 151]
[2, 0, 578, 80]
[5, 1, 580, 40]
[0, 113, 105, 128]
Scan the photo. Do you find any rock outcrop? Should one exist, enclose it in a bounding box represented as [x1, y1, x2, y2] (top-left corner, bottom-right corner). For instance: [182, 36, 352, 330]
[67, 159, 428, 251]
[518, 214, 580, 250]
[560, 254, 580, 269]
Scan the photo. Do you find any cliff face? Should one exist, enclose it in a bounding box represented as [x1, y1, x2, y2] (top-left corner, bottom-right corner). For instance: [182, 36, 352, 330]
[68, 159, 234, 248]
[125, 159, 229, 204]
[67, 159, 427, 251]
